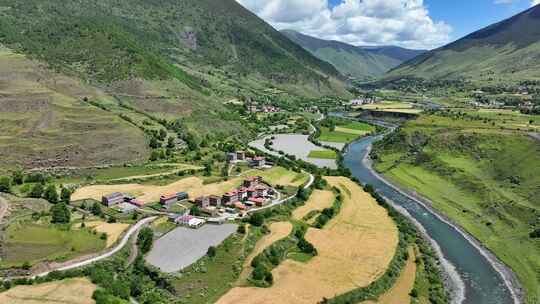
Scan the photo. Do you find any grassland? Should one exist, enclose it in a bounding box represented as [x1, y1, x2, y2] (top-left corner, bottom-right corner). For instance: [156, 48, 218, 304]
[0, 277, 96, 304]
[308, 150, 338, 159]
[372, 112, 540, 302]
[2, 221, 106, 267]
[77, 221, 129, 247]
[217, 177, 399, 304]
[318, 121, 375, 143]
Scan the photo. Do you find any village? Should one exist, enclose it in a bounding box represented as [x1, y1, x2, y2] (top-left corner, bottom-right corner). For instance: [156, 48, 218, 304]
[99, 151, 275, 230]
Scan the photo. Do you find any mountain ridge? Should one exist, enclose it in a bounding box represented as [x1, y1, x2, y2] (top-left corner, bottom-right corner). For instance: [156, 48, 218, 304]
[387, 4, 540, 83]
[281, 29, 425, 80]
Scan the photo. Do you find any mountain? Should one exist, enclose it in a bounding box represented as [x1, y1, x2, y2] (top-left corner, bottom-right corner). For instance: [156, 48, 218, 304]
[281, 30, 425, 80]
[388, 4, 540, 83]
[0, 0, 349, 171]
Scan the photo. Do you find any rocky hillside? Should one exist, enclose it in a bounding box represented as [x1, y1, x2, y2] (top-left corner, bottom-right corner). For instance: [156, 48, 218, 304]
[387, 4, 540, 84]
[281, 30, 425, 80]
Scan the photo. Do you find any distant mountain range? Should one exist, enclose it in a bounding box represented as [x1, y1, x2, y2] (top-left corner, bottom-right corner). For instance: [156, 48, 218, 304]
[281, 30, 425, 80]
[388, 4, 540, 84]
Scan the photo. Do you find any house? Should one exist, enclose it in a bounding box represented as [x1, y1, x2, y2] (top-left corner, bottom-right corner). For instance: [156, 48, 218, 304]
[177, 192, 189, 201]
[117, 202, 138, 214]
[236, 151, 246, 161]
[172, 215, 205, 229]
[249, 197, 266, 207]
[209, 195, 222, 207]
[255, 185, 269, 197]
[251, 157, 266, 168]
[237, 187, 248, 201]
[160, 193, 178, 208]
[201, 206, 219, 217]
[227, 152, 237, 162]
[129, 199, 145, 208]
[102, 192, 124, 207]
[247, 187, 257, 198]
[234, 201, 247, 211]
[243, 176, 262, 188]
[195, 196, 210, 209]
[222, 190, 239, 205]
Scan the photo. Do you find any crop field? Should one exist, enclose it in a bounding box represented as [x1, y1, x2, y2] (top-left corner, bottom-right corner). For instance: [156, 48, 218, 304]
[0, 278, 96, 304]
[357, 101, 422, 114]
[217, 177, 398, 304]
[72, 166, 305, 204]
[0, 48, 149, 171]
[2, 222, 106, 267]
[237, 222, 293, 284]
[364, 247, 416, 304]
[373, 113, 540, 300]
[78, 221, 130, 247]
[308, 150, 337, 159]
[292, 190, 335, 221]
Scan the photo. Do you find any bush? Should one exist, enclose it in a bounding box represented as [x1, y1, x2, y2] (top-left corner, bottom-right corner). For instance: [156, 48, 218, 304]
[50, 203, 71, 224]
[249, 213, 265, 227]
[137, 227, 154, 254]
[207, 246, 217, 258]
[0, 176, 12, 193]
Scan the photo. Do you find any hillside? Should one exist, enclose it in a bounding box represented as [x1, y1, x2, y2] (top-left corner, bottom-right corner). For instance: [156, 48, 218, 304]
[387, 4, 540, 84]
[371, 111, 540, 301]
[0, 0, 350, 171]
[281, 30, 425, 80]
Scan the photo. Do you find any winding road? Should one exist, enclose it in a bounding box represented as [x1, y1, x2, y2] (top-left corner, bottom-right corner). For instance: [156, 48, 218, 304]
[34, 216, 158, 278]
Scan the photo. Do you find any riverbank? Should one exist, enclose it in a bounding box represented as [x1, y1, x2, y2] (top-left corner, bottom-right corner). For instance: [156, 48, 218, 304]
[360, 143, 523, 304]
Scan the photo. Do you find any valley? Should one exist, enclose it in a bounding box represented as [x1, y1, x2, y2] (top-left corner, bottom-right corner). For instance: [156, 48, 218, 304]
[0, 1, 539, 304]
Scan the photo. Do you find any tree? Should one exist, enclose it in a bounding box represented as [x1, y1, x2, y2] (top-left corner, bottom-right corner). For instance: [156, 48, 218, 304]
[167, 137, 175, 149]
[43, 184, 59, 204]
[61, 187, 72, 204]
[29, 183, 44, 198]
[0, 176, 11, 193]
[50, 203, 71, 224]
[137, 227, 154, 254]
[204, 162, 212, 177]
[190, 205, 201, 216]
[249, 213, 264, 227]
[207, 246, 217, 258]
[11, 170, 24, 185]
[91, 202, 103, 216]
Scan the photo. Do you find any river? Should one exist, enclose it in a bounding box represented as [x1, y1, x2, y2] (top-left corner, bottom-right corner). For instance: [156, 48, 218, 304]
[343, 134, 517, 304]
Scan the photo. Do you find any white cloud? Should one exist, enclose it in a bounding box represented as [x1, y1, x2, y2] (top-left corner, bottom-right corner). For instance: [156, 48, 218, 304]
[236, 0, 452, 49]
[532, 0, 540, 6]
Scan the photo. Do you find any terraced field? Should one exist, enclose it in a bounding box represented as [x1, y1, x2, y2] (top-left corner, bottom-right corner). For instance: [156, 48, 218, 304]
[0, 48, 149, 171]
[217, 177, 398, 304]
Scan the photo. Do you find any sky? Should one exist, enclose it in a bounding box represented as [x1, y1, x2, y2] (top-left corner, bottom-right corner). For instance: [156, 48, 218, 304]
[236, 0, 540, 50]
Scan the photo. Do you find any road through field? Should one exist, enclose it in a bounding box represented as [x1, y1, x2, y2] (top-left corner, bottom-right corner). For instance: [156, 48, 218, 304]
[34, 216, 157, 278]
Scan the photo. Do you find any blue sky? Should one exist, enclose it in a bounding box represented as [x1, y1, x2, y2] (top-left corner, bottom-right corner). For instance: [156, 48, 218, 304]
[329, 0, 534, 41]
[238, 0, 538, 49]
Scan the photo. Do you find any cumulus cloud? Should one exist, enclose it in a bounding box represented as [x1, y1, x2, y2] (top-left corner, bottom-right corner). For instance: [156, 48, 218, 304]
[236, 0, 452, 49]
[532, 0, 540, 6]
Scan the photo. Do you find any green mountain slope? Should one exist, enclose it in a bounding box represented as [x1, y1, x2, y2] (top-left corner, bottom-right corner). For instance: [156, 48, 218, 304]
[0, 0, 350, 170]
[281, 30, 424, 80]
[388, 4, 540, 84]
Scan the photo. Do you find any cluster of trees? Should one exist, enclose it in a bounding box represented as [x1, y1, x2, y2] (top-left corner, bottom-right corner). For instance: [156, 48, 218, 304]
[314, 192, 343, 229]
[137, 227, 154, 254]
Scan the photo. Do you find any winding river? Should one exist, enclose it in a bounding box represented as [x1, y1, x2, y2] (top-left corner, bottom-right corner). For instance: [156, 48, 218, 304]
[343, 134, 517, 304]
